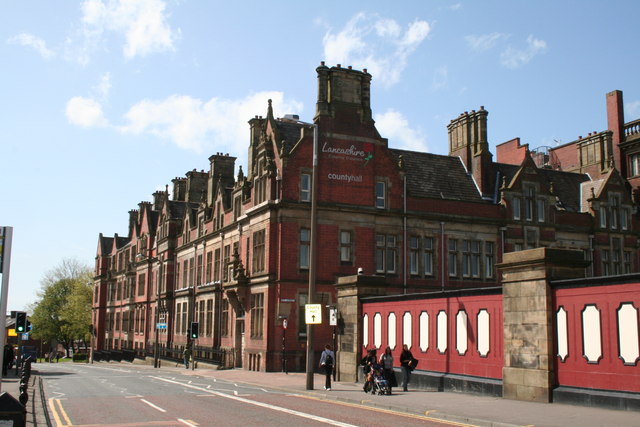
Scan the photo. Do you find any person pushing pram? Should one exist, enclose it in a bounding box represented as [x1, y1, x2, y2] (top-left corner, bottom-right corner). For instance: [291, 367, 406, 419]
[360, 349, 391, 395]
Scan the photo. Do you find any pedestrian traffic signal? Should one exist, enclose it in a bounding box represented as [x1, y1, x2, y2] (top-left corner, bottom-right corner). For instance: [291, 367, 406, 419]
[15, 312, 27, 333]
[190, 322, 199, 339]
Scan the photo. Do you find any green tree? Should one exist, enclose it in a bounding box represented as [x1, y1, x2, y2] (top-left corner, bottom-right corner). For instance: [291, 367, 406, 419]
[29, 259, 92, 356]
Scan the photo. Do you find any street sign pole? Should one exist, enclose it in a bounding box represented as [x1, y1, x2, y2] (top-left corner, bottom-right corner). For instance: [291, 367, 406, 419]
[0, 227, 13, 392]
[305, 124, 319, 390]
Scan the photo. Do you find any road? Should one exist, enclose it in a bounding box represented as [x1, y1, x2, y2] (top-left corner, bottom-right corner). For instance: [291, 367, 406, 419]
[39, 363, 472, 427]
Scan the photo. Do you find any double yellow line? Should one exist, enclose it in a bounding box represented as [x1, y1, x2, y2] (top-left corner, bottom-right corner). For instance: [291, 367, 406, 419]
[49, 398, 72, 426]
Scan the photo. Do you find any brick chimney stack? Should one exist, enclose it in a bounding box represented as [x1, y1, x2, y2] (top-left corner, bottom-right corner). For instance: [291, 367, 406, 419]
[607, 90, 625, 175]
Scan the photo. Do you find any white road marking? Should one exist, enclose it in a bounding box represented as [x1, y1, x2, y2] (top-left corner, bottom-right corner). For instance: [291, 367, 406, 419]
[140, 398, 167, 413]
[151, 376, 357, 427]
[178, 419, 199, 427]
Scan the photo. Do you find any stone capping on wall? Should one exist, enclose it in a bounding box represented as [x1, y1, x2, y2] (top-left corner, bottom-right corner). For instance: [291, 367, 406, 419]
[551, 272, 640, 288]
[359, 286, 502, 304]
[497, 247, 590, 272]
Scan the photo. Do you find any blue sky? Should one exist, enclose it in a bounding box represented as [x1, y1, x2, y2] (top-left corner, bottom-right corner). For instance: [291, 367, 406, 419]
[2, 1, 639, 311]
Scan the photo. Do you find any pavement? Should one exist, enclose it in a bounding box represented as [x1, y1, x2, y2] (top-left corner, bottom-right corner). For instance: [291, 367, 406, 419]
[2, 360, 639, 427]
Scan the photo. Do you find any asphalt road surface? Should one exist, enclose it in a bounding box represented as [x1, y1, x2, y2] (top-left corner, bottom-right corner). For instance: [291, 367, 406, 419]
[39, 363, 473, 427]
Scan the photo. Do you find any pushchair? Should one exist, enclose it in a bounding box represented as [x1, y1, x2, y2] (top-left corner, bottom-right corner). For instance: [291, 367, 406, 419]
[364, 364, 392, 395]
[371, 368, 392, 395]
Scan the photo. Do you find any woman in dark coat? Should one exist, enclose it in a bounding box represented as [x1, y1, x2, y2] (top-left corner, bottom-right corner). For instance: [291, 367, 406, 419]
[400, 344, 414, 391]
[379, 346, 397, 390]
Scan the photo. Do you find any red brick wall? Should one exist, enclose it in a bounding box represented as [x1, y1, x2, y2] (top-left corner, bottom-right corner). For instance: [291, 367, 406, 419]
[496, 138, 527, 165]
[550, 143, 579, 171]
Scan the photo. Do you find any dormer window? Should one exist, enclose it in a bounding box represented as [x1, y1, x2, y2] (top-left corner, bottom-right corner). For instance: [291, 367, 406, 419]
[599, 206, 607, 228]
[536, 199, 545, 222]
[512, 184, 545, 223]
[512, 197, 521, 220]
[524, 186, 534, 221]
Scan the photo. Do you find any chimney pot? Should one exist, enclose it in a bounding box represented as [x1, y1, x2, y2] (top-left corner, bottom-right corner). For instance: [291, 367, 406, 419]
[363, 68, 367, 73]
[337, 64, 341, 68]
[348, 65, 352, 70]
[320, 61, 325, 66]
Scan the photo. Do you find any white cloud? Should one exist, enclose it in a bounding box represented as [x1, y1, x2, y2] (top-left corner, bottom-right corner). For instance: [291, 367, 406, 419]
[432, 66, 448, 90]
[322, 13, 431, 88]
[119, 92, 303, 153]
[626, 100, 640, 119]
[93, 72, 112, 100]
[66, 96, 108, 127]
[465, 32, 508, 52]
[500, 35, 547, 69]
[375, 109, 428, 152]
[79, 0, 179, 60]
[7, 33, 55, 59]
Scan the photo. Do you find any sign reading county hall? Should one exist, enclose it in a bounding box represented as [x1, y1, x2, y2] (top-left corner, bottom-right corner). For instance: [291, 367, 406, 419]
[322, 141, 374, 184]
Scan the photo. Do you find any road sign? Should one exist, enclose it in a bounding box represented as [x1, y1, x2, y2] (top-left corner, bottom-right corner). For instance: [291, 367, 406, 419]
[305, 304, 322, 324]
[21, 333, 29, 340]
[329, 307, 337, 326]
[156, 322, 167, 330]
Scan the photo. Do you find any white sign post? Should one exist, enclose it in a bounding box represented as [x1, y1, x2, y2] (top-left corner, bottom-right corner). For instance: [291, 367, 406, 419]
[329, 307, 337, 326]
[305, 304, 322, 324]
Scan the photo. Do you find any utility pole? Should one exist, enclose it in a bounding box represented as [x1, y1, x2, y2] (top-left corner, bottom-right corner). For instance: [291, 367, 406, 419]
[305, 125, 319, 390]
[0, 226, 13, 392]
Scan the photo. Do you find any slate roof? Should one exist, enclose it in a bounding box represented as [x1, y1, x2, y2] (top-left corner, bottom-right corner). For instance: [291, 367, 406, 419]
[276, 120, 309, 154]
[494, 162, 591, 213]
[99, 235, 114, 256]
[115, 236, 129, 249]
[389, 149, 483, 202]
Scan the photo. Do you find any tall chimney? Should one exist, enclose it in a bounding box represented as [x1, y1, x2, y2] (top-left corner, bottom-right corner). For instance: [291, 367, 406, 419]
[607, 90, 625, 175]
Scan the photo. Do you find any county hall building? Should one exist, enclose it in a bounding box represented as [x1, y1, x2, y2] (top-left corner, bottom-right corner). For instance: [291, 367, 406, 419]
[92, 63, 640, 372]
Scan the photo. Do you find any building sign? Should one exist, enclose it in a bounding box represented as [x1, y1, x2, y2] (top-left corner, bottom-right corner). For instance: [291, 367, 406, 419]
[329, 307, 337, 326]
[320, 141, 376, 204]
[305, 304, 322, 324]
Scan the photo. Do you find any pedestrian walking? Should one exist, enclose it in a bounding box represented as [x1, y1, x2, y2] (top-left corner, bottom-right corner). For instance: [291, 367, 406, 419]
[379, 346, 397, 391]
[56, 352, 60, 363]
[183, 345, 192, 369]
[400, 344, 417, 391]
[319, 344, 335, 390]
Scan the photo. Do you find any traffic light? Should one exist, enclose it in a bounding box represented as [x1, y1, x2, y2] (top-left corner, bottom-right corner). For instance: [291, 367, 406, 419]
[26, 320, 32, 332]
[190, 322, 199, 339]
[15, 312, 27, 333]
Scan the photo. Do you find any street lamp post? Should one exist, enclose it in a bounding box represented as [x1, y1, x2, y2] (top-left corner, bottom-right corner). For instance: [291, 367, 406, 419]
[305, 124, 319, 390]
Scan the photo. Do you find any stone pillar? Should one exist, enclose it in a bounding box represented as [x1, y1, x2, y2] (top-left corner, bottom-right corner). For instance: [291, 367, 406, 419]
[498, 248, 588, 402]
[335, 274, 387, 382]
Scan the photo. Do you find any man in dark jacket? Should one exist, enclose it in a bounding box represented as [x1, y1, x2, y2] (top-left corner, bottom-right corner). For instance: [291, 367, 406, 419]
[400, 344, 415, 391]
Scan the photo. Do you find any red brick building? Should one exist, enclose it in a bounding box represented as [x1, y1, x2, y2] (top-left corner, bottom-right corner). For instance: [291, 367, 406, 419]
[92, 64, 640, 371]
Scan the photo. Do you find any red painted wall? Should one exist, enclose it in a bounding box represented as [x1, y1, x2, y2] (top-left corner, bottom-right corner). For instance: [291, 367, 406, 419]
[553, 282, 640, 393]
[362, 292, 503, 379]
